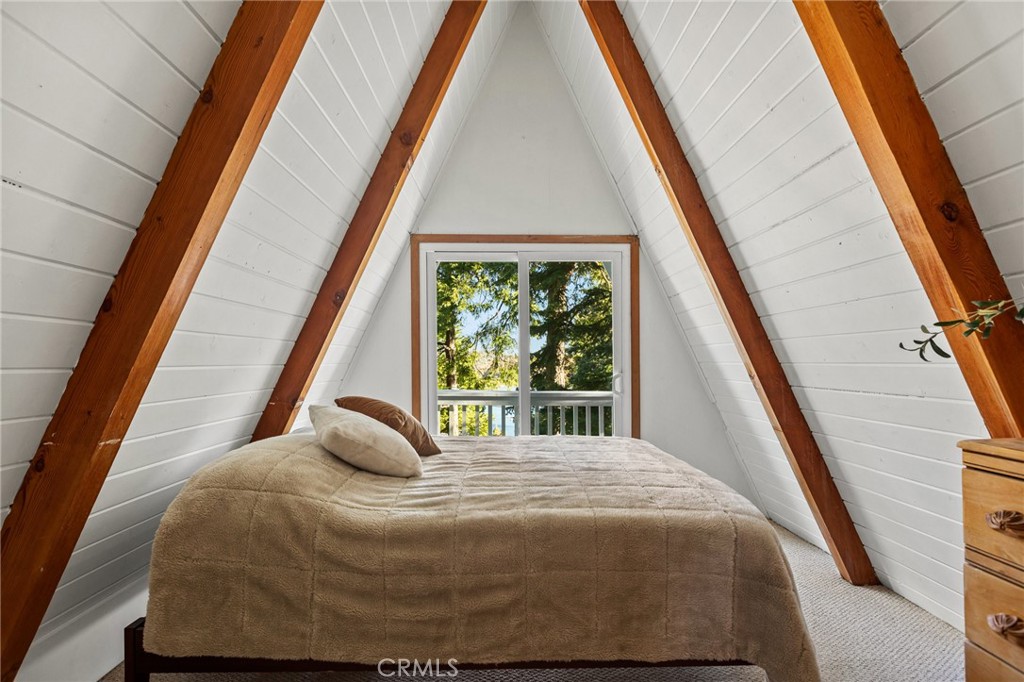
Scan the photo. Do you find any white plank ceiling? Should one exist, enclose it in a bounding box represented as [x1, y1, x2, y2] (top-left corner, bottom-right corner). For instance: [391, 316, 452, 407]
[1, 0, 514, 644]
[1, 0, 1020, 655]
[532, 0, 1021, 628]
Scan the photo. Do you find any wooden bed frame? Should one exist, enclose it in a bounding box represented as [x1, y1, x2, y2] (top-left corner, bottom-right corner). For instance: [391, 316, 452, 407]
[124, 618, 752, 681]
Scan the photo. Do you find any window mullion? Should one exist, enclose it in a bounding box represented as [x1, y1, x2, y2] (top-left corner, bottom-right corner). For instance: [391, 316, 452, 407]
[517, 254, 531, 435]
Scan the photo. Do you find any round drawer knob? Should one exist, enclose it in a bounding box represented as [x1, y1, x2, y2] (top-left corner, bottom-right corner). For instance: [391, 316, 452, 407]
[984, 510, 1024, 537]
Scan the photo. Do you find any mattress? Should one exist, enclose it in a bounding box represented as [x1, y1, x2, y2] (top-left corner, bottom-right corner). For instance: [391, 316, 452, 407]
[145, 434, 818, 682]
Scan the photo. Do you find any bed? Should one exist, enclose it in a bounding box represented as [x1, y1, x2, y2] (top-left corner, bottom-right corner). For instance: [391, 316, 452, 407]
[136, 434, 818, 681]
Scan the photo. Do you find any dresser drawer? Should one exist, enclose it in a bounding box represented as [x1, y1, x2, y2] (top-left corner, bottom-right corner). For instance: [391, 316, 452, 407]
[966, 641, 1024, 681]
[964, 468, 1024, 568]
[965, 564, 1024, 672]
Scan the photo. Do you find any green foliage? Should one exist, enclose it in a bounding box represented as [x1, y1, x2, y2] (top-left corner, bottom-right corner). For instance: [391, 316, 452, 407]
[435, 261, 519, 392]
[435, 261, 518, 435]
[900, 298, 1024, 361]
[529, 261, 613, 391]
[434, 259, 615, 435]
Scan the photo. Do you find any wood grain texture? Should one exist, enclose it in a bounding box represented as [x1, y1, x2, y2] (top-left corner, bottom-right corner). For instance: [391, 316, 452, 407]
[580, 0, 876, 585]
[963, 437, 1024, 679]
[0, 3, 322, 679]
[966, 548, 1024, 588]
[795, 0, 1024, 438]
[964, 564, 1024, 672]
[408, 234, 640, 435]
[965, 641, 1024, 682]
[252, 1, 487, 440]
[961, 439, 1024, 461]
[963, 468, 1024, 570]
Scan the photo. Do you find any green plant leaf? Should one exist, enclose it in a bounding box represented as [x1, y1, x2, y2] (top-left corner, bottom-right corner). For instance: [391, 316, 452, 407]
[928, 338, 951, 358]
[904, 297, 1016, 361]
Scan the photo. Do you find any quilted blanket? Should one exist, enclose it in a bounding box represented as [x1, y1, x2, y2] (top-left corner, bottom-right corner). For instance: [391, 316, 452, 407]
[145, 435, 818, 682]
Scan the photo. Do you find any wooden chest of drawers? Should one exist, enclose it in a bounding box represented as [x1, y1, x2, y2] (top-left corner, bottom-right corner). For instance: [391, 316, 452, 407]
[961, 439, 1024, 681]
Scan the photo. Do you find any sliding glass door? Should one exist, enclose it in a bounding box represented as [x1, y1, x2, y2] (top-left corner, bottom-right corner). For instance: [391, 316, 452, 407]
[527, 258, 616, 436]
[421, 241, 632, 437]
[431, 253, 520, 436]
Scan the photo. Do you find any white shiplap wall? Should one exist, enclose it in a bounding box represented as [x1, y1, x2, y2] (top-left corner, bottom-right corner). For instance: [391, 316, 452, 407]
[2, 1, 1017, 672]
[1, 0, 237, 641]
[535, 0, 1022, 629]
[298, 0, 516, 422]
[1, 2, 514, 673]
[327, 3, 758, 501]
[882, 0, 1024, 311]
[535, 0, 831, 550]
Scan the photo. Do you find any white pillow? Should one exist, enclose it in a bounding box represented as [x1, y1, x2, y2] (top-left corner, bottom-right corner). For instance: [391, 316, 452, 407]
[309, 404, 422, 478]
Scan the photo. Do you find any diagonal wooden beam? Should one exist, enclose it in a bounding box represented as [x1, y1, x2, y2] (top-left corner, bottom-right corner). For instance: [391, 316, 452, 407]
[0, 3, 322, 679]
[252, 0, 486, 440]
[580, 0, 876, 585]
[794, 0, 1024, 438]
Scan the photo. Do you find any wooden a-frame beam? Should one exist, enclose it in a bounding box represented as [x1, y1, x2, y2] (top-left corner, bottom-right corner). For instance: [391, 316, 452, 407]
[580, 0, 877, 585]
[251, 0, 486, 440]
[0, 3, 322, 679]
[795, 0, 1024, 438]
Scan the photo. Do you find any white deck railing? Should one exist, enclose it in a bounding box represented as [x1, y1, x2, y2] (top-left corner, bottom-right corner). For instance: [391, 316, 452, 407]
[437, 389, 613, 437]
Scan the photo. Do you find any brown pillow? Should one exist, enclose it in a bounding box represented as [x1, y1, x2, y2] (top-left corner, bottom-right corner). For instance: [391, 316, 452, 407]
[335, 396, 442, 456]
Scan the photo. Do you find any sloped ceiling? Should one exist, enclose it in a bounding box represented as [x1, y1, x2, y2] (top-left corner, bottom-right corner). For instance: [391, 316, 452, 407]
[308, 0, 1019, 630]
[2, 0, 1020, 653]
[295, 1, 517, 422]
[1, 0, 514, 645]
[333, 1, 759, 503]
[532, 0, 1022, 628]
[413, 2, 634, 235]
[2, 0, 240, 636]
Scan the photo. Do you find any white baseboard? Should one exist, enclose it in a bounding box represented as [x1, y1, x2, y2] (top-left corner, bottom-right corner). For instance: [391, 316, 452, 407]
[17, 571, 148, 682]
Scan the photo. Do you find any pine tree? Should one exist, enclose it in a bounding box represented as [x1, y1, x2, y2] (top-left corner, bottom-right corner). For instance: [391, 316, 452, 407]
[435, 259, 613, 435]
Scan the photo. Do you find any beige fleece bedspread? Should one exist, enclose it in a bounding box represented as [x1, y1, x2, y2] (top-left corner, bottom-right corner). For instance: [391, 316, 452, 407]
[145, 435, 818, 682]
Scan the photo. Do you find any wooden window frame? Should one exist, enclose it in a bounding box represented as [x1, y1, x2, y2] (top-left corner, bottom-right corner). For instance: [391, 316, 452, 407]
[411, 234, 640, 437]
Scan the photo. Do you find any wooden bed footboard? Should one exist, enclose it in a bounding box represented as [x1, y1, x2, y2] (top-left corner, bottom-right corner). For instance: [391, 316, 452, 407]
[124, 619, 752, 681]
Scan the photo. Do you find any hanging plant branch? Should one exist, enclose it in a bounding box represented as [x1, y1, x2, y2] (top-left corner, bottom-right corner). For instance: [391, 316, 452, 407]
[901, 298, 1024, 361]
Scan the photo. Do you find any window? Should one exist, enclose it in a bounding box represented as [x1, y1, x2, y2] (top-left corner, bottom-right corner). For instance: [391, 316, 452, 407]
[413, 236, 638, 437]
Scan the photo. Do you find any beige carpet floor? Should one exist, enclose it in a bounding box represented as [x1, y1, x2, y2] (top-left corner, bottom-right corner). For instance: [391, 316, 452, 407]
[101, 524, 964, 682]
